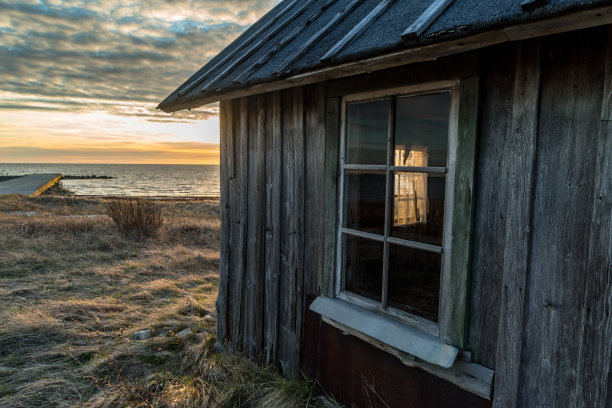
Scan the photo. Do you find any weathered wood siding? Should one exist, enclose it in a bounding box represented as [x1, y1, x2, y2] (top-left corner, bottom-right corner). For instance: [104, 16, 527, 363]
[471, 27, 612, 407]
[218, 25, 612, 405]
[217, 84, 326, 377]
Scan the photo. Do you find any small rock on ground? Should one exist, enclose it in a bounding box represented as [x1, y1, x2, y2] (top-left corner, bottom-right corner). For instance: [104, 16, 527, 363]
[133, 329, 153, 340]
[177, 328, 193, 339]
[214, 341, 225, 354]
[204, 314, 216, 324]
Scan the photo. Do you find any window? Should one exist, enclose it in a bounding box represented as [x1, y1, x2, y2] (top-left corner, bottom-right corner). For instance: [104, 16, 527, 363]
[337, 88, 451, 330]
[313, 77, 490, 396]
[316, 78, 478, 347]
[335, 82, 460, 338]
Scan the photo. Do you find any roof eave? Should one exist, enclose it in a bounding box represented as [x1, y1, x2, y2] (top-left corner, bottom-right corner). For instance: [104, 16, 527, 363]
[159, 4, 612, 113]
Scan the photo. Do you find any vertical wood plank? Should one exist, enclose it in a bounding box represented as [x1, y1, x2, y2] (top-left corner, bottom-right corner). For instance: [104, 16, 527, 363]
[576, 28, 612, 407]
[322, 96, 341, 297]
[304, 83, 326, 297]
[492, 38, 541, 408]
[519, 29, 606, 407]
[216, 100, 232, 348]
[244, 95, 266, 357]
[279, 88, 295, 376]
[292, 86, 306, 377]
[279, 87, 305, 378]
[468, 43, 516, 368]
[229, 97, 249, 352]
[226, 98, 239, 349]
[264, 91, 282, 365]
[440, 75, 479, 347]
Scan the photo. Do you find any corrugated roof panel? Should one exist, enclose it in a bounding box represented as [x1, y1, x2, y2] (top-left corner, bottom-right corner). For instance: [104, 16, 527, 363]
[323, 0, 435, 64]
[170, 0, 293, 99]
[210, 0, 357, 91]
[196, 0, 321, 92]
[159, 0, 612, 112]
[423, 0, 606, 40]
[256, 0, 383, 80]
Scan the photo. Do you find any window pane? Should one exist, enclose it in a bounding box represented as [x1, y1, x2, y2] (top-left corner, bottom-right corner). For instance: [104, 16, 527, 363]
[391, 172, 445, 246]
[346, 99, 389, 165]
[388, 244, 441, 322]
[344, 235, 383, 302]
[395, 93, 450, 168]
[344, 170, 386, 236]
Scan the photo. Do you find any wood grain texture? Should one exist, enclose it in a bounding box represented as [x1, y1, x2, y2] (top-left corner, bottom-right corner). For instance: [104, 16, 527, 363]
[291, 86, 306, 377]
[322, 97, 340, 297]
[278, 87, 306, 377]
[244, 94, 266, 357]
[264, 91, 282, 365]
[327, 53, 478, 98]
[518, 28, 607, 407]
[304, 83, 326, 297]
[468, 43, 516, 368]
[279, 88, 294, 375]
[216, 100, 231, 347]
[225, 98, 239, 349]
[492, 38, 541, 408]
[504, 5, 612, 41]
[441, 76, 479, 347]
[574, 28, 612, 407]
[229, 97, 249, 352]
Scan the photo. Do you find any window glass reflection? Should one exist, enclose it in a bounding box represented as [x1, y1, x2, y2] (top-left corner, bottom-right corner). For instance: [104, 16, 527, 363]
[388, 244, 441, 322]
[346, 99, 389, 165]
[345, 235, 383, 301]
[344, 170, 386, 236]
[391, 172, 445, 246]
[395, 93, 449, 168]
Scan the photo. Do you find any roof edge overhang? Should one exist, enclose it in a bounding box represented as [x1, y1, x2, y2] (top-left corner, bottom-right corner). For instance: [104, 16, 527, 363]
[158, 4, 612, 113]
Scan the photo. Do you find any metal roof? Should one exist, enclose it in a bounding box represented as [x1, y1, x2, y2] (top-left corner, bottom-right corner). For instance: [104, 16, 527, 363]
[159, 0, 612, 112]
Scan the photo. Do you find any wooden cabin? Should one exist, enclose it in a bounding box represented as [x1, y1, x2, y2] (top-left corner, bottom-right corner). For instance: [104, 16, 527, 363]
[159, 1, 612, 406]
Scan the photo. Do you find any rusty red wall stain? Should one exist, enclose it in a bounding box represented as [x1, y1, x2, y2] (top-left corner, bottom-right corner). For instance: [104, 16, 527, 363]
[302, 297, 492, 408]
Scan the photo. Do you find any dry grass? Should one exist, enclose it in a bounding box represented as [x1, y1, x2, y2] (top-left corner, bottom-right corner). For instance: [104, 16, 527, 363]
[104, 199, 164, 239]
[0, 194, 336, 408]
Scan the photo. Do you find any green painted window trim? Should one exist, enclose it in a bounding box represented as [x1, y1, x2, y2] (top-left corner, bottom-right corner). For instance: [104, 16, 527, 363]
[322, 76, 479, 349]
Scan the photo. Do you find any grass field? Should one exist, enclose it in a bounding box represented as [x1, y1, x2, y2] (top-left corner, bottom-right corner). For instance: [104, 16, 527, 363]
[0, 193, 335, 408]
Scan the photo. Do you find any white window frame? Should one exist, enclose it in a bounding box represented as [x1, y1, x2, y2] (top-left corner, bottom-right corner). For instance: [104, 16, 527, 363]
[334, 80, 461, 340]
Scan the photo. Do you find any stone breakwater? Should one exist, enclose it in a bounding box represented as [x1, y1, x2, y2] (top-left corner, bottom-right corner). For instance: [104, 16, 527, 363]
[62, 175, 115, 180]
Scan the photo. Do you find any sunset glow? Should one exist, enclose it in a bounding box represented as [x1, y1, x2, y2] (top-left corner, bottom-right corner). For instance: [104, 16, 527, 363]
[0, 0, 280, 164]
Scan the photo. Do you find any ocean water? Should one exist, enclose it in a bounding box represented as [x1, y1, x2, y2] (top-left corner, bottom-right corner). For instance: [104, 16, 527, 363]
[0, 163, 220, 197]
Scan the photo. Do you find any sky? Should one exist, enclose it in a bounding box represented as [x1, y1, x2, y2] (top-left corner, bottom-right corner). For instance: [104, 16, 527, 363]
[0, 0, 279, 164]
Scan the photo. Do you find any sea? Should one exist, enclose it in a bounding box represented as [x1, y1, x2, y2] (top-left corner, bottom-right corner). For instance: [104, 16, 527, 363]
[0, 163, 220, 197]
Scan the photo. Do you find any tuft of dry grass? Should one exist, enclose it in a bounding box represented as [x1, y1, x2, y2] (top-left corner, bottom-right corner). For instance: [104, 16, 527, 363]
[0, 194, 337, 408]
[104, 198, 164, 240]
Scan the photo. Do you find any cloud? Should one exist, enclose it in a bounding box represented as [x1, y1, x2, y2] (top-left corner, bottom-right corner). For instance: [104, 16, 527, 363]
[0, 142, 221, 164]
[0, 0, 279, 118]
[0, 92, 219, 122]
